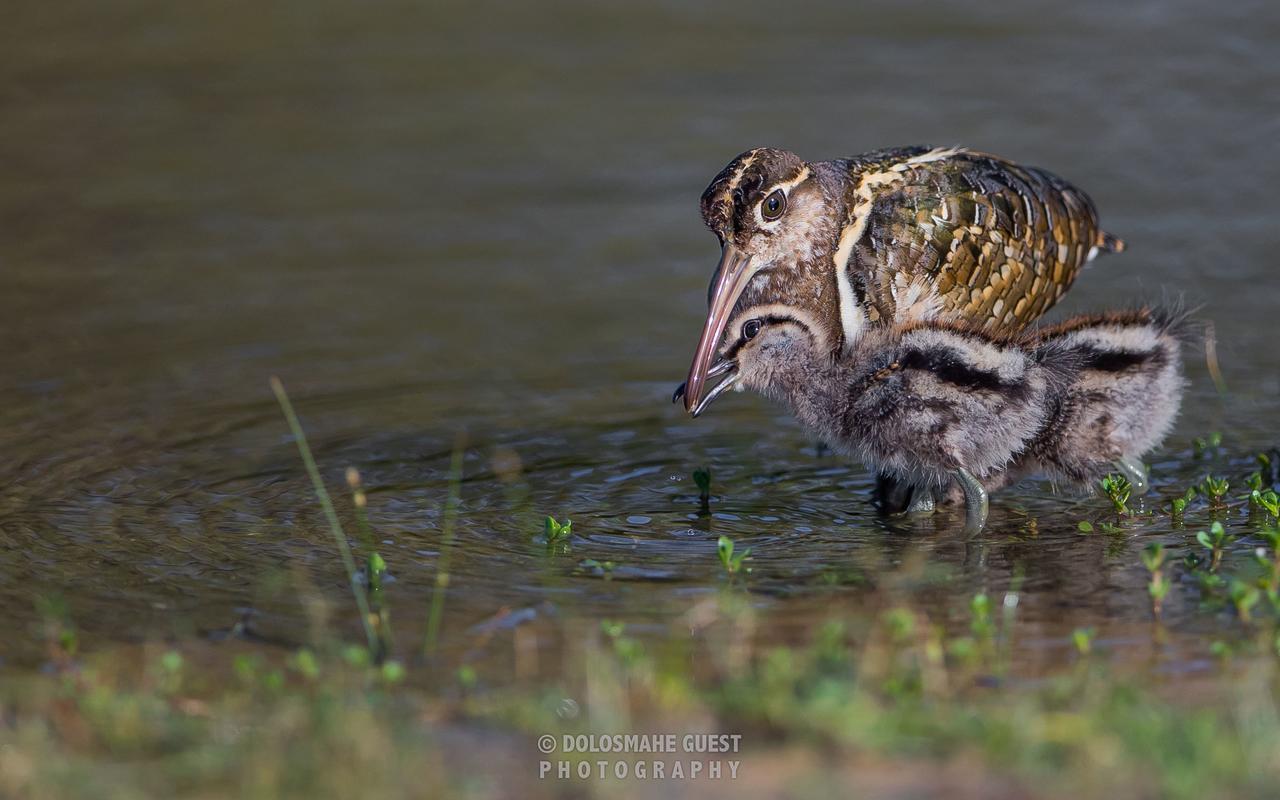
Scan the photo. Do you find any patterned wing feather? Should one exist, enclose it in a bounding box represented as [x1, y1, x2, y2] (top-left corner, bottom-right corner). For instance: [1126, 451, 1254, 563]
[847, 149, 1112, 334]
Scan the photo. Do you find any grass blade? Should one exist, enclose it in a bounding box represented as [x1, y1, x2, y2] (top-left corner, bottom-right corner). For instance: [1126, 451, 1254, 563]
[425, 434, 465, 657]
[269, 376, 378, 655]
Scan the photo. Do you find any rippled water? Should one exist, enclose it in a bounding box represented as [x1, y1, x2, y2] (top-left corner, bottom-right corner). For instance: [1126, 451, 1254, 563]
[2, 0, 1278, 673]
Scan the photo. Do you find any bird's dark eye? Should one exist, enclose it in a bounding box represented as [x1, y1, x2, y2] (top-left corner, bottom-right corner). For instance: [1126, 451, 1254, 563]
[761, 189, 787, 221]
[742, 319, 763, 340]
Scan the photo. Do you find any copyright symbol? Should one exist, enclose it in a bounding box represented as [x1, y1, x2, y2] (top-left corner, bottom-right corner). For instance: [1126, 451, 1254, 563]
[537, 735, 556, 754]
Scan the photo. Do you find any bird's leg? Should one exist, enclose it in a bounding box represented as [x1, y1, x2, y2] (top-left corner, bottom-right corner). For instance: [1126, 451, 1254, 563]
[905, 485, 936, 514]
[1114, 456, 1148, 495]
[873, 472, 913, 514]
[953, 468, 989, 531]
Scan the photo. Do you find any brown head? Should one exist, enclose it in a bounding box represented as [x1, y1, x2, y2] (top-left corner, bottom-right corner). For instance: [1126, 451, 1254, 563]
[678, 148, 843, 414]
[675, 299, 837, 418]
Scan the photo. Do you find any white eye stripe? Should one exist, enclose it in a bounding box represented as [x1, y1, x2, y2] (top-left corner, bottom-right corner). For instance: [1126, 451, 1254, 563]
[726, 303, 829, 353]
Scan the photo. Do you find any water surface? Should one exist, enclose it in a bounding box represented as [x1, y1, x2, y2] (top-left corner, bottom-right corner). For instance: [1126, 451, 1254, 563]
[2, 0, 1278, 675]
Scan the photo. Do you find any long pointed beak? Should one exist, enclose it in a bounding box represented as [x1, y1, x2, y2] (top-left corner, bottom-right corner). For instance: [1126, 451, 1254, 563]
[672, 357, 736, 410]
[689, 364, 738, 417]
[680, 243, 754, 415]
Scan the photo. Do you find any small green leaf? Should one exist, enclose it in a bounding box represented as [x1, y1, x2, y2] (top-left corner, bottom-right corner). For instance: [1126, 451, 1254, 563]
[1258, 490, 1280, 518]
[717, 535, 733, 567]
[543, 516, 572, 547]
[601, 620, 625, 638]
[717, 535, 751, 574]
[457, 665, 477, 688]
[693, 467, 712, 497]
[1141, 543, 1165, 572]
[1077, 520, 1094, 533]
[291, 649, 320, 680]
[342, 644, 371, 667]
[381, 660, 406, 684]
[1100, 474, 1132, 514]
[1071, 627, 1095, 655]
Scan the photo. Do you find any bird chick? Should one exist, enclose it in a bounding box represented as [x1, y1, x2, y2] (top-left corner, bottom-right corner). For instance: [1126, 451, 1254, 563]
[708, 304, 1072, 527]
[1019, 308, 1186, 492]
[923, 308, 1188, 507]
[689, 304, 1185, 528]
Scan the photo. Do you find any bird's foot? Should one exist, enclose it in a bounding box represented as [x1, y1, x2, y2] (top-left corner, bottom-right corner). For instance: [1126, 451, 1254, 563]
[954, 468, 989, 532]
[1114, 456, 1148, 495]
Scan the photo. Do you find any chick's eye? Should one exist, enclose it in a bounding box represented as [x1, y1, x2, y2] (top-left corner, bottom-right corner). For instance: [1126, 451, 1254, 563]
[742, 319, 763, 340]
[761, 189, 787, 221]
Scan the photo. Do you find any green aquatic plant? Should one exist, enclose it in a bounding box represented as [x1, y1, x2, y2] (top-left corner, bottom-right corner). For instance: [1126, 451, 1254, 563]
[270, 377, 378, 656]
[343, 644, 371, 668]
[1195, 521, 1232, 572]
[1194, 570, 1225, 597]
[380, 660, 406, 684]
[425, 436, 466, 657]
[717, 534, 752, 575]
[1253, 488, 1280, 521]
[1228, 580, 1260, 623]
[1259, 450, 1279, 485]
[456, 664, 477, 690]
[1245, 472, 1263, 493]
[1170, 486, 1196, 520]
[1100, 473, 1132, 515]
[1192, 431, 1222, 458]
[883, 607, 916, 644]
[1198, 474, 1230, 510]
[155, 651, 184, 696]
[577, 558, 616, 578]
[1255, 529, 1280, 611]
[1072, 627, 1096, 656]
[347, 468, 393, 659]
[543, 516, 573, 548]
[14, 587, 1280, 800]
[601, 620, 645, 667]
[1141, 543, 1170, 619]
[35, 594, 79, 663]
[970, 592, 995, 641]
[290, 648, 321, 681]
[692, 467, 712, 510]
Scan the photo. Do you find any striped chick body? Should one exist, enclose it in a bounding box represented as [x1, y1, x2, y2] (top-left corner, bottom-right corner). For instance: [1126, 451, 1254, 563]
[1022, 309, 1186, 485]
[717, 304, 1185, 522]
[726, 308, 1070, 493]
[832, 325, 1070, 489]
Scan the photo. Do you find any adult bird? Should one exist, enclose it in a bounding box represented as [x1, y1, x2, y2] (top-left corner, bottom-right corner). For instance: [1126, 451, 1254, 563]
[672, 145, 1125, 512]
[676, 145, 1124, 417]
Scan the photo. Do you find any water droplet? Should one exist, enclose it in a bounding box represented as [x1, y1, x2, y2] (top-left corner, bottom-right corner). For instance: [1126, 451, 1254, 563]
[556, 698, 580, 719]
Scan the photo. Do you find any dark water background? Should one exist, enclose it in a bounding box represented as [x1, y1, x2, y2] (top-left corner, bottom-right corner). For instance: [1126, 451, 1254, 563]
[2, 0, 1278, 672]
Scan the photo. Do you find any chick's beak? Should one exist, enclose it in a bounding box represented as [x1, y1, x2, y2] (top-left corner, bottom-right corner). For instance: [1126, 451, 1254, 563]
[679, 242, 754, 415]
[672, 357, 737, 417]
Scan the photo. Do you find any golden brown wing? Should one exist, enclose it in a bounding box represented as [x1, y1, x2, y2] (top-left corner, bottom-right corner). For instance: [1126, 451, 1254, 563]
[841, 147, 1122, 335]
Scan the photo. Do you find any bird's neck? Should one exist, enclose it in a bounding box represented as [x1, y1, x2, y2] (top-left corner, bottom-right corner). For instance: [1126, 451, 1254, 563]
[769, 331, 893, 449]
